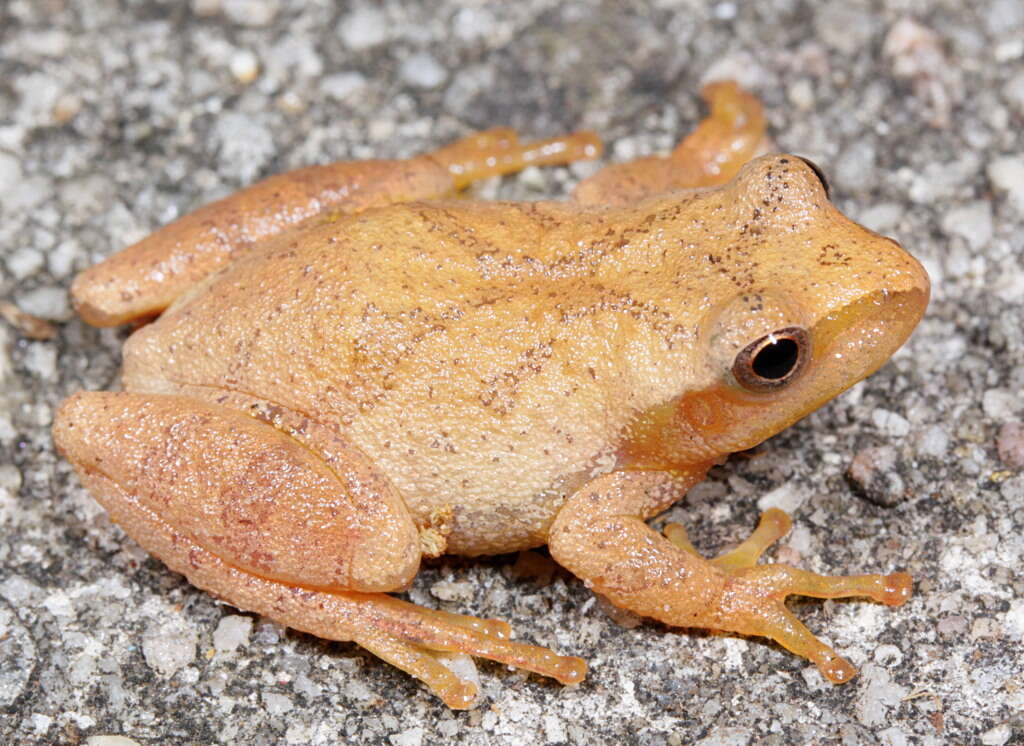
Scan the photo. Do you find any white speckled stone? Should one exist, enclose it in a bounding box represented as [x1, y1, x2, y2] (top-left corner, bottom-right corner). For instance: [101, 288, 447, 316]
[222, 0, 279, 27]
[213, 614, 253, 654]
[338, 6, 389, 51]
[941, 200, 993, 251]
[400, 52, 448, 89]
[988, 155, 1024, 210]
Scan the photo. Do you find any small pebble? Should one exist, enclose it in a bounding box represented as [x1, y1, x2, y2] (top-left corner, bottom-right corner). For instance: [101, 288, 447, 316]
[452, 7, 497, 41]
[262, 691, 293, 716]
[338, 6, 388, 51]
[756, 481, 808, 514]
[0, 302, 56, 340]
[995, 38, 1024, 62]
[6, 247, 44, 280]
[787, 79, 815, 111]
[1005, 599, 1024, 639]
[22, 342, 58, 381]
[873, 644, 903, 667]
[21, 28, 71, 57]
[16, 285, 71, 321]
[222, 0, 279, 27]
[400, 52, 448, 89]
[872, 408, 911, 438]
[980, 723, 1012, 746]
[941, 201, 993, 251]
[52, 93, 81, 125]
[213, 112, 275, 182]
[815, 2, 877, 56]
[213, 615, 253, 654]
[47, 240, 80, 278]
[85, 737, 142, 746]
[192, 0, 221, 16]
[430, 579, 474, 603]
[857, 202, 903, 234]
[229, 49, 260, 85]
[848, 445, 906, 507]
[996, 422, 1024, 469]
[982, 388, 1020, 421]
[987, 155, 1024, 210]
[0, 152, 23, 207]
[321, 71, 367, 102]
[1003, 70, 1024, 116]
[855, 664, 908, 728]
[936, 614, 968, 638]
[142, 622, 197, 677]
[713, 2, 738, 21]
[984, 0, 1024, 35]
[917, 424, 949, 458]
[390, 727, 425, 746]
[833, 140, 878, 193]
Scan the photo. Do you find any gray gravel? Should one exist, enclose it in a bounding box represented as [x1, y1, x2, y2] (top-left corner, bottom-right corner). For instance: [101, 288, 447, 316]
[2, 1, 1023, 744]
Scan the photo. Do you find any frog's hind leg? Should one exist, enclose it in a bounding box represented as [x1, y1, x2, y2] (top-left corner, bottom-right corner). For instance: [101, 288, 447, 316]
[550, 472, 912, 684]
[73, 128, 602, 329]
[52, 391, 584, 707]
[573, 80, 767, 206]
[427, 127, 602, 190]
[71, 154, 462, 327]
[68, 472, 583, 708]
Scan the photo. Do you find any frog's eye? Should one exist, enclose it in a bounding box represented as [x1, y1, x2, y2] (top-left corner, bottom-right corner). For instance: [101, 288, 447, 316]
[796, 157, 831, 199]
[732, 327, 810, 393]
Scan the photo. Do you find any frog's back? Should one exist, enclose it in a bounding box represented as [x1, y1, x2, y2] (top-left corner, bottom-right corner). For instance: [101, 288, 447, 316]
[124, 200, 642, 411]
[120, 199, 698, 554]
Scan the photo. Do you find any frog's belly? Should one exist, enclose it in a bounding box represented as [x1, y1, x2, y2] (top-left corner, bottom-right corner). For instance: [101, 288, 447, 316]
[361, 425, 622, 557]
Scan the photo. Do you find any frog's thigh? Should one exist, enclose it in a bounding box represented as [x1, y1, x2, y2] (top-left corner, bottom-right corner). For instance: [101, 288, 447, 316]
[53, 391, 420, 592]
[549, 471, 912, 684]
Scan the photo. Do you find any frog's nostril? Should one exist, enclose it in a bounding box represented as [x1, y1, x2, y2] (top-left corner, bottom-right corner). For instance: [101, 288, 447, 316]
[795, 156, 831, 199]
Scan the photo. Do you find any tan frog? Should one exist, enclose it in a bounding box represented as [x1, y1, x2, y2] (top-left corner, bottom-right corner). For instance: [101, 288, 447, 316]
[54, 83, 929, 708]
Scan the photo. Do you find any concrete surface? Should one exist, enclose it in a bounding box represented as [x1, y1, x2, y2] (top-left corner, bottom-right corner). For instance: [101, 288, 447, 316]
[1, 0, 1023, 744]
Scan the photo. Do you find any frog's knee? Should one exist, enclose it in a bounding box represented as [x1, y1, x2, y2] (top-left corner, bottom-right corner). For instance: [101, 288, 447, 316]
[347, 535, 421, 592]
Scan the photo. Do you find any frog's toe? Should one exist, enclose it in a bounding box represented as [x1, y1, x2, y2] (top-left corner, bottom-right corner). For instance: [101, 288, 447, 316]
[711, 508, 792, 570]
[392, 600, 588, 686]
[665, 508, 791, 569]
[358, 634, 481, 709]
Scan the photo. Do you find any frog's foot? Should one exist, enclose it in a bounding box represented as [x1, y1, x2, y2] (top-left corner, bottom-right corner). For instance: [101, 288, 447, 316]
[352, 597, 586, 708]
[669, 80, 768, 184]
[663, 507, 912, 683]
[550, 473, 912, 685]
[573, 79, 767, 206]
[428, 127, 603, 190]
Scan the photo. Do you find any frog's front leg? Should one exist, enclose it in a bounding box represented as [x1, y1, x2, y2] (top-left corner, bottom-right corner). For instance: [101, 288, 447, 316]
[548, 471, 912, 683]
[73, 127, 601, 327]
[573, 80, 767, 206]
[53, 392, 585, 708]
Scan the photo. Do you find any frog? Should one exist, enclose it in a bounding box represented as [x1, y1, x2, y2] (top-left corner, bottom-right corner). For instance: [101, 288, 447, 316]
[53, 82, 930, 708]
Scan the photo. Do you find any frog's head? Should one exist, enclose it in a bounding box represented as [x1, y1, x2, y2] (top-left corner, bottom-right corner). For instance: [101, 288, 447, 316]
[663, 154, 930, 461]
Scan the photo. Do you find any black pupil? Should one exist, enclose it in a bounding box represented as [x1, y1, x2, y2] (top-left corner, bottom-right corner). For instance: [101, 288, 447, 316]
[752, 338, 799, 380]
